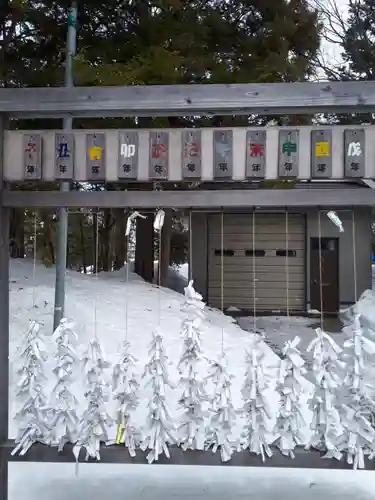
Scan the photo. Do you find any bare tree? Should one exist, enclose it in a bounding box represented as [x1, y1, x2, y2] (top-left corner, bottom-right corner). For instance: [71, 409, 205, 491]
[309, 0, 349, 79]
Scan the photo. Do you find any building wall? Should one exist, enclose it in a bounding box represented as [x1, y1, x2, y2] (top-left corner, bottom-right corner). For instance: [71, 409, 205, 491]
[191, 212, 208, 300]
[191, 207, 373, 310]
[306, 207, 372, 306]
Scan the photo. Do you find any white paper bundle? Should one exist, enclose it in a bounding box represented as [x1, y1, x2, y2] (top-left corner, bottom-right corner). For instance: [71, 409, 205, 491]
[12, 320, 52, 456]
[273, 336, 307, 458]
[73, 338, 113, 463]
[306, 328, 344, 459]
[110, 340, 140, 456]
[48, 318, 80, 452]
[205, 353, 237, 462]
[140, 331, 176, 463]
[177, 281, 208, 451]
[241, 338, 274, 461]
[339, 313, 375, 468]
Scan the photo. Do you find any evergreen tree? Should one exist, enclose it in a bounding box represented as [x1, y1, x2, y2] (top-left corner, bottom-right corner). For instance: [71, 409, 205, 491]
[4, 0, 321, 271]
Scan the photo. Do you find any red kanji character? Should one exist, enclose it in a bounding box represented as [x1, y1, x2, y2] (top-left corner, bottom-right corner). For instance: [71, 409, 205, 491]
[25, 142, 37, 153]
[249, 143, 264, 157]
[152, 143, 166, 159]
[185, 142, 199, 157]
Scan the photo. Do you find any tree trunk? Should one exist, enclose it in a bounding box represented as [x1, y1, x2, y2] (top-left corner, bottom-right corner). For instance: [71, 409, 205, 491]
[113, 208, 127, 271]
[92, 212, 98, 274]
[159, 209, 173, 286]
[79, 217, 87, 273]
[101, 209, 112, 272]
[134, 212, 154, 282]
[9, 208, 25, 258]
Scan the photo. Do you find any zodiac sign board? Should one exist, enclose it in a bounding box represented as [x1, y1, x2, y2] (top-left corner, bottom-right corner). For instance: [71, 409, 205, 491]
[246, 130, 266, 178]
[118, 131, 138, 179]
[213, 130, 233, 179]
[344, 129, 365, 178]
[278, 130, 299, 177]
[23, 134, 43, 180]
[182, 130, 202, 179]
[311, 129, 332, 178]
[149, 131, 169, 180]
[86, 133, 106, 181]
[55, 133, 74, 180]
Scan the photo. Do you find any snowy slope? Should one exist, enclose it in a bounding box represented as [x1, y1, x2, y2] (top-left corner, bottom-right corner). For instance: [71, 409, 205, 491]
[9, 259, 282, 442]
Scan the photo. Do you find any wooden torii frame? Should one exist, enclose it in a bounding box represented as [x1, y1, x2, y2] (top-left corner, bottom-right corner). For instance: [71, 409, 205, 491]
[1, 81, 375, 500]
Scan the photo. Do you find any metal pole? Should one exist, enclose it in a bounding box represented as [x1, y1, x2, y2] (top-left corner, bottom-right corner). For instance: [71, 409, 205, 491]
[0, 114, 9, 500]
[53, 3, 77, 331]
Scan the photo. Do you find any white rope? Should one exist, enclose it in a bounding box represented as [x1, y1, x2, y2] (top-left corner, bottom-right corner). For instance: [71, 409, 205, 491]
[93, 210, 99, 339]
[153, 209, 165, 329]
[252, 210, 256, 333]
[189, 210, 193, 282]
[285, 209, 289, 317]
[318, 210, 324, 329]
[124, 210, 130, 342]
[220, 210, 224, 352]
[158, 227, 162, 328]
[352, 210, 358, 304]
[32, 212, 37, 309]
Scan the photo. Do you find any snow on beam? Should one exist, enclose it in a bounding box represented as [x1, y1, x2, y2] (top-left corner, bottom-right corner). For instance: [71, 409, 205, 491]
[3, 188, 375, 209]
[0, 81, 375, 118]
[4, 441, 375, 469]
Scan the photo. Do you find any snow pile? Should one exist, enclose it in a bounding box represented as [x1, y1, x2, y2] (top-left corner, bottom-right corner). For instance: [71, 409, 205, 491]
[9, 259, 281, 447]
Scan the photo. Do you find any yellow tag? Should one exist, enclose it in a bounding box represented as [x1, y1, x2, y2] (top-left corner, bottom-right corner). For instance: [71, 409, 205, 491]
[88, 145, 103, 161]
[115, 424, 125, 444]
[315, 141, 329, 157]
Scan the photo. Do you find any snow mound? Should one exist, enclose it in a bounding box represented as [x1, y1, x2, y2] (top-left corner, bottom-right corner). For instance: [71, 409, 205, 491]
[9, 258, 282, 442]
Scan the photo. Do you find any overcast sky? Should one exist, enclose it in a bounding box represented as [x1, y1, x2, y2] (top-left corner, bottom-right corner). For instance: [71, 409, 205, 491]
[321, 0, 348, 64]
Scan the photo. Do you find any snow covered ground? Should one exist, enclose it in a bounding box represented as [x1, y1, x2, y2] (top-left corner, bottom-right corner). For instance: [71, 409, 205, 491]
[9, 463, 375, 500]
[8, 258, 375, 499]
[237, 316, 348, 372]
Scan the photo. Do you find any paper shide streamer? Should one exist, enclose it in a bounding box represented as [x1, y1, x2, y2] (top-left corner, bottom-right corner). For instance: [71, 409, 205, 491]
[306, 328, 344, 460]
[205, 352, 236, 462]
[110, 340, 140, 456]
[273, 336, 307, 459]
[339, 313, 375, 469]
[241, 336, 274, 461]
[326, 211, 344, 233]
[12, 320, 52, 456]
[73, 339, 113, 465]
[177, 281, 208, 452]
[48, 318, 80, 452]
[108, 210, 144, 455]
[140, 330, 176, 463]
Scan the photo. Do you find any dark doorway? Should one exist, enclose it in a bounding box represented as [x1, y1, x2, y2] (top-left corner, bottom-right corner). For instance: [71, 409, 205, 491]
[310, 237, 339, 314]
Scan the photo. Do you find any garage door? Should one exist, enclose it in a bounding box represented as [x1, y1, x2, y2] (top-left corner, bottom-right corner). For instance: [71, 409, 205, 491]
[208, 213, 305, 312]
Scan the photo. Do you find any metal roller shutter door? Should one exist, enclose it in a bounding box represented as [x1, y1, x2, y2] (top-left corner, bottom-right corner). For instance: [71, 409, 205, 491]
[208, 213, 305, 312]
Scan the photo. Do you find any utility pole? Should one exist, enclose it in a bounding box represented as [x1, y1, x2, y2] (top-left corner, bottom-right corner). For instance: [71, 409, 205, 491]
[53, 3, 77, 331]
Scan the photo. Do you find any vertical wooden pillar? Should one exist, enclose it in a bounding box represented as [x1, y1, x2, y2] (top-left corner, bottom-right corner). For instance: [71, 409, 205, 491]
[0, 114, 9, 500]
